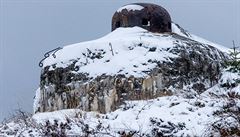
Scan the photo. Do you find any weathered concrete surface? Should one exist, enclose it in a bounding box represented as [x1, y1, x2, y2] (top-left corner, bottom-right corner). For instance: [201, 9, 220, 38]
[35, 33, 228, 114]
[112, 3, 172, 33]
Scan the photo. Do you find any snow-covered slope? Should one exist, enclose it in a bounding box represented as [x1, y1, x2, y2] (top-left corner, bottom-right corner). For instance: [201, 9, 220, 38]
[171, 23, 228, 52]
[1, 69, 239, 137]
[43, 27, 176, 78]
[31, 95, 219, 136]
[42, 23, 228, 78]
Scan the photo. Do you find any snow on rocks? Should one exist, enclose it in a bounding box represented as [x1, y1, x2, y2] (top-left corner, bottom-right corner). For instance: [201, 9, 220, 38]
[42, 27, 176, 78]
[37, 23, 229, 114]
[42, 24, 229, 79]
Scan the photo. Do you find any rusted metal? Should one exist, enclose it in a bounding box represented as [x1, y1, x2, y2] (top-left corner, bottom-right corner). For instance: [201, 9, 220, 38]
[112, 3, 172, 33]
[39, 47, 62, 67]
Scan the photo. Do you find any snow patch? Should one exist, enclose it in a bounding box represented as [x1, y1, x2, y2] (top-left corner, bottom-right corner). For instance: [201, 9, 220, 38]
[220, 70, 240, 85]
[117, 4, 144, 12]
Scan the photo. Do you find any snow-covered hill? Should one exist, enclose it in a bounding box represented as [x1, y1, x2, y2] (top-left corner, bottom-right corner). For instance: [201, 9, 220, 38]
[1, 23, 239, 137]
[35, 23, 228, 114]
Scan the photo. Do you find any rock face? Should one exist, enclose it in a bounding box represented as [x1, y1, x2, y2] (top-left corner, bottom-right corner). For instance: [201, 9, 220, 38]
[35, 24, 228, 114]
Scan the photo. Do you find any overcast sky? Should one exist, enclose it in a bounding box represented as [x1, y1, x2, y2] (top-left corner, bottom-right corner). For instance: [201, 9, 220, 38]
[0, 0, 239, 122]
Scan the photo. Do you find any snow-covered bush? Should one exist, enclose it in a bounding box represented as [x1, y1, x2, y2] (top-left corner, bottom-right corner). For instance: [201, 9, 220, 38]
[225, 41, 240, 73]
[206, 96, 240, 137]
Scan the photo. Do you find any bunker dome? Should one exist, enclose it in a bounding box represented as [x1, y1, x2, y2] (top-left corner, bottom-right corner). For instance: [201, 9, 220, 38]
[112, 3, 172, 33]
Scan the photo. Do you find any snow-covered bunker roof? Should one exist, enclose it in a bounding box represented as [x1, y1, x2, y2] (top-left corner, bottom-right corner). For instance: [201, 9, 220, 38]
[112, 3, 172, 33]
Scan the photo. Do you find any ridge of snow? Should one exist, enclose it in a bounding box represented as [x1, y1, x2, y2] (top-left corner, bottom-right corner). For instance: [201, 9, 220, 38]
[171, 23, 229, 52]
[190, 34, 229, 52]
[117, 4, 144, 12]
[171, 23, 191, 38]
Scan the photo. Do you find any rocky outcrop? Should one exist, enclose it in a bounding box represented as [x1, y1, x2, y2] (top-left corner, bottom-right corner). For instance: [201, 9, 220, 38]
[35, 31, 228, 114]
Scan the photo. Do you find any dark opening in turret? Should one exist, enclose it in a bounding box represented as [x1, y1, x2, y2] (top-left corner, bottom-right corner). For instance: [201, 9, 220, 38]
[115, 21, 121, 28]
[142, 18, 149, 26]
[168, 22, 171, 30]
